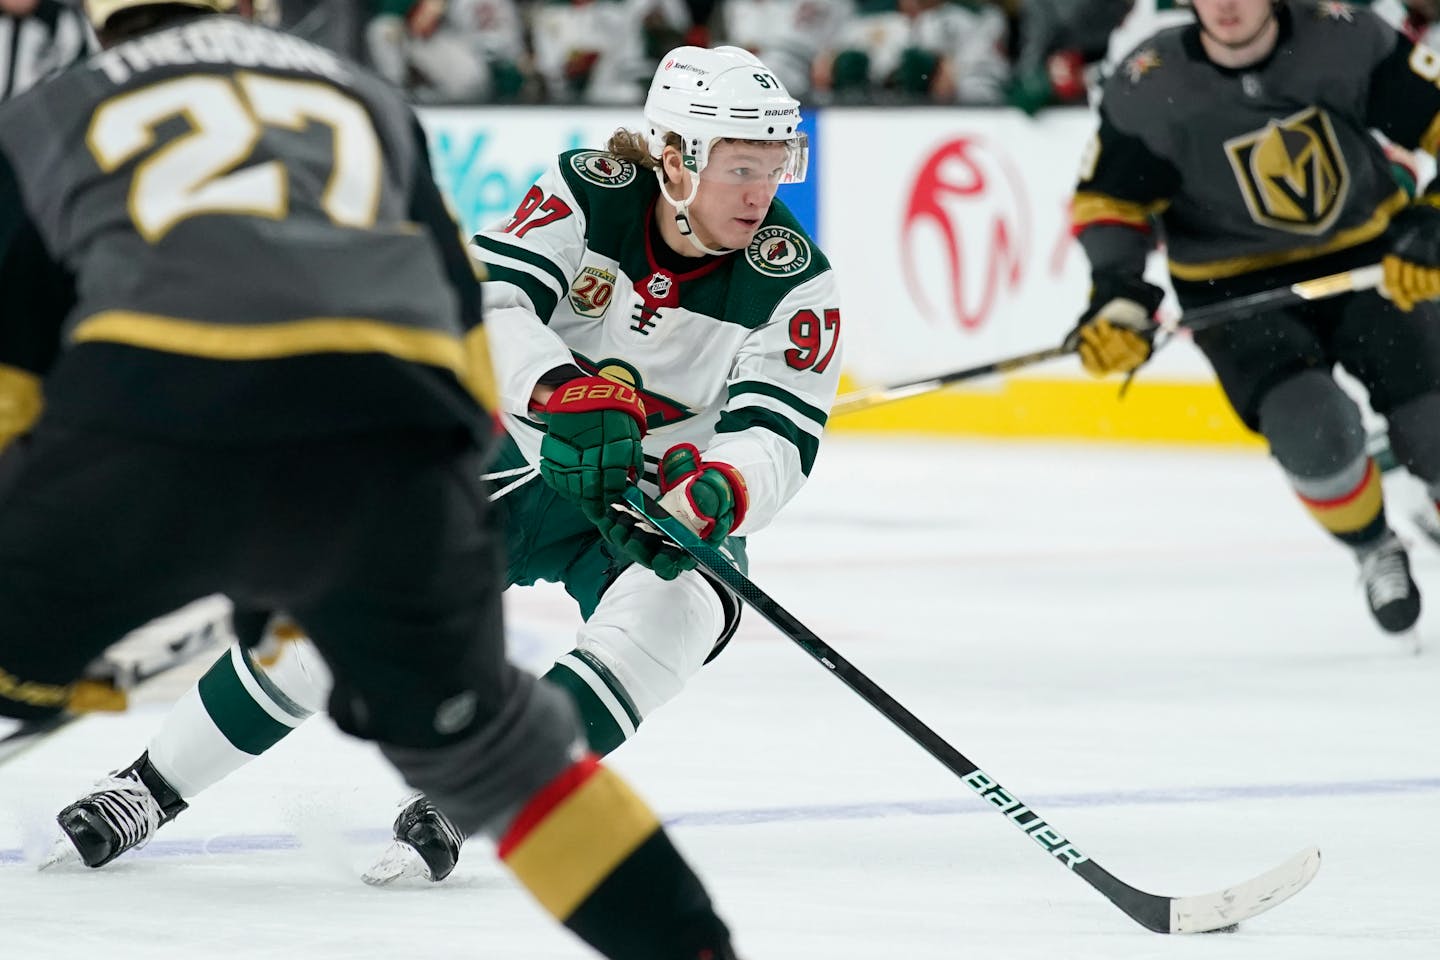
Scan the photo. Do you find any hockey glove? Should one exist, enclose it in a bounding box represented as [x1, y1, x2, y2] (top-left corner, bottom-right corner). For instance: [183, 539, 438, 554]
[538, 377, 647, 513]
[591, 502, 695, 581]
[589, 446, 749, 581]
[1383, 197, 1440, 313]
[1064, 272, 1165, 378]
[654, 444, 748, 544]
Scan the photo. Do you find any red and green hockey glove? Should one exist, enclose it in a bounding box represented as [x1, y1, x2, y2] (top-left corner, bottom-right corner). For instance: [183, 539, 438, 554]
[538, 377, 646, 513]
[589, 503, 695, 581]
[588, 445, 749, 581]
[654, 444, 748, 544]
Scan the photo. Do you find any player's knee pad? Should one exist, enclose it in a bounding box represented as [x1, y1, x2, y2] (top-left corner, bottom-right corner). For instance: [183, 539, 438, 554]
[1257, 370, 1365, 478]
[571, 564, 728, 721]
[1384, 392, 1440, 486]
[380, 671, 583, 839]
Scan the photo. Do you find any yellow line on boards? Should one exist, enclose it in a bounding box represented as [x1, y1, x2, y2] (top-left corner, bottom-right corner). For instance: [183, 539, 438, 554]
[829, 375, 1264, 446]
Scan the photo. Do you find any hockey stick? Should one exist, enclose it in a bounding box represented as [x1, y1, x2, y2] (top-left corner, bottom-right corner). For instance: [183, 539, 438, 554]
[833, 264, 1383, 417]
[0, 595, 233, 767]
[616, 487, 1321, 933]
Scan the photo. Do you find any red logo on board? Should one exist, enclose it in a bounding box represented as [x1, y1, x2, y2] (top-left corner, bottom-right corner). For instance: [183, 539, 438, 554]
[901, 137, 1030, 331]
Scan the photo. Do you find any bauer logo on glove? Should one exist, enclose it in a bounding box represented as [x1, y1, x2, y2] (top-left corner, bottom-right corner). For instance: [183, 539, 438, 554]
[537, 375, 647, 511]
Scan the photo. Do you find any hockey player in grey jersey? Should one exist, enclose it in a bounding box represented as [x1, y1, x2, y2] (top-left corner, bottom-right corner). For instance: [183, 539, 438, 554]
[1067, 0, 1440, 636]
[52, 44, 842, 892]
[4, 2, 744, 957]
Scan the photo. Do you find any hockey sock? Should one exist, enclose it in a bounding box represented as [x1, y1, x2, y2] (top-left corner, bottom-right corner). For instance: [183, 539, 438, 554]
[543, 652, 640, 756]
[1292, 457, 1388, 548]
[498, 755, 732, 960]
[148, 645, 311, 797]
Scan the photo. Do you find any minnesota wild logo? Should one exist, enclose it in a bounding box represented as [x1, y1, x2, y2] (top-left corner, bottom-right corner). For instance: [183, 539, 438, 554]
[569, 151, 638, 188]
[1224, 107, 1349, 236]
[746, 225, 811, 277]
[573, 354, 694, 429]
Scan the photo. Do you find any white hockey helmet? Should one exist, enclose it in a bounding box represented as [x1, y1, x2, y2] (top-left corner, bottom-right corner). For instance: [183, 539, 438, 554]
[644, 45, 809, 185]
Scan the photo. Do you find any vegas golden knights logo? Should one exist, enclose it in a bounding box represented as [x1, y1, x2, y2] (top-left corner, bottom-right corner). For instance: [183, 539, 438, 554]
[1224, 107, 1349, 236]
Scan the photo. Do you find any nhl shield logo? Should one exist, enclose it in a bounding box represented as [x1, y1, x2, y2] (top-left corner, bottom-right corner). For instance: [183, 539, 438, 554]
[1224, 107, 1350, 236]
[746, 225, 811, 277]
[646, 271, 673, 300]
[569, 151, 638, 189]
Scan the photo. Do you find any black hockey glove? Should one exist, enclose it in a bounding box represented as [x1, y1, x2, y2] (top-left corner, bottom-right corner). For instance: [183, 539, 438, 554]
[1064, 272, 1165, 377]
[1383, 197, 1440, 312]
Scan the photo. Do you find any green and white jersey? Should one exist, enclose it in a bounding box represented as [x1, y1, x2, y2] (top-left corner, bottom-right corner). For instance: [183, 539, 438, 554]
[474, 148, 842, 535]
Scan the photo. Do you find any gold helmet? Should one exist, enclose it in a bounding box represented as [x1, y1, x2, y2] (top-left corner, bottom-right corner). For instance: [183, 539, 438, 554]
[85, 0, 279, 31]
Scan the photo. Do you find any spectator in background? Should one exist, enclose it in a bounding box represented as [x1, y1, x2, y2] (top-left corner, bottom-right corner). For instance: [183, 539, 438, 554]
[367, 0, 528, 102]
[530, 0, 688, 102]
[1371, 0, 1440, 46]
[275, 0, 366, 59]
[820, 0, 1010, 103]
[721, 0, 853, 99]
[1100, 0, 1189, 73]
[1007, 0, 1132, 112]
[0, 0, 90, 102]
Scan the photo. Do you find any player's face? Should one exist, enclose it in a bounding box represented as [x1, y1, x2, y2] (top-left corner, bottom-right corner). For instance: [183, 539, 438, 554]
[688, 140, 788, 250]
[1192, 0, 1276, 49]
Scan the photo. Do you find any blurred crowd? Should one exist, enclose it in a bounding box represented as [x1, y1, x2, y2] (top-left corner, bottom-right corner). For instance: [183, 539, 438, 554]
[4, 0, 1440, 108]
[348, 0, 1120, 109]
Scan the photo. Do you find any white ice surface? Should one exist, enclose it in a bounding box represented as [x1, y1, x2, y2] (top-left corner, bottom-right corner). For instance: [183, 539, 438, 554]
[3, 437, 1439, 959]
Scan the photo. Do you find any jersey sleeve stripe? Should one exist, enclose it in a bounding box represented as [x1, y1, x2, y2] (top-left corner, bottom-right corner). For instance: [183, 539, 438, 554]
[725, 391, 829, 443]
[472, 234, 571, 302]
[725, 391, 825, 440]
[715, 406, 821, 476]
[1071, 192, 1168, 232]
[1168, 189, 1407, 281]
[727, 379, 828, 428]
[487, 263, 560, 319]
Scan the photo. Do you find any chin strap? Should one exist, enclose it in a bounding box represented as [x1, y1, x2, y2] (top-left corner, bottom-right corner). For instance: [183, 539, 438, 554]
[653, 167, 732, 257]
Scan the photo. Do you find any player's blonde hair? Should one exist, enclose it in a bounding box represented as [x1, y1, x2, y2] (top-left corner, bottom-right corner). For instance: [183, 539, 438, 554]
[605, 128, 674, 172]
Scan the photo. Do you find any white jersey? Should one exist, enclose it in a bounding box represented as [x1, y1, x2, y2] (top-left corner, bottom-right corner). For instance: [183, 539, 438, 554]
[474, 149, 842, 535]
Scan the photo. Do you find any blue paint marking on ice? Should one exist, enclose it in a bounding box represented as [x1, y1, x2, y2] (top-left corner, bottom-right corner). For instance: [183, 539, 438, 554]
[5, 775, 1439, 865]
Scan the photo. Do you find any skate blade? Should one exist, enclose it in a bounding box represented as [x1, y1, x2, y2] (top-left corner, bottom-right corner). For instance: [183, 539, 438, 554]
[37, 833, 82, 871]
[361, 841, 433, 886]
[1410, 510, 1440, 550]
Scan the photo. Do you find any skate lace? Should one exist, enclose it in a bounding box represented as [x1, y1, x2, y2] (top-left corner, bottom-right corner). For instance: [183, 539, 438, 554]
[88, 774, 162, 853]
[1360, 542, 1411, 609]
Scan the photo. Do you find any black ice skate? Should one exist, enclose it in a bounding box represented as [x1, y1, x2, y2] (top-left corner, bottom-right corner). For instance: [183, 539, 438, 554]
[48, 751, 188, 868]
[1358, 533, 1421, 634]
[362, 793, 465, 885]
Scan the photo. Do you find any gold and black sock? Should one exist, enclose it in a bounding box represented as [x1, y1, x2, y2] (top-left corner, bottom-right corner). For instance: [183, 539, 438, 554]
[499, 754, 733, 960]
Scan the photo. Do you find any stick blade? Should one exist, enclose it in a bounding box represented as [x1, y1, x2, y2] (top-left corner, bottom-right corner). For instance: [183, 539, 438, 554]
[1169, 846, 1321, 933]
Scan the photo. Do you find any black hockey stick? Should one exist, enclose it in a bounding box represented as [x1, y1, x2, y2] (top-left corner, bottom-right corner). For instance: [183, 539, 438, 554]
[832, 264, 1383, 417]
[616, 487, 1321, 934]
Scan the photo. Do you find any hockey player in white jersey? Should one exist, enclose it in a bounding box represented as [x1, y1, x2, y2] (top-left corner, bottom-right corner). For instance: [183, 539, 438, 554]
[51, 45, 843, 885]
